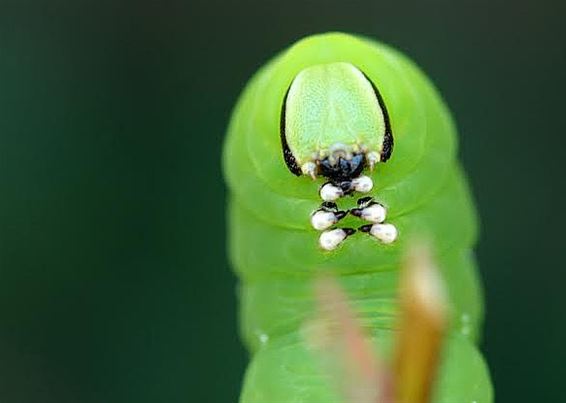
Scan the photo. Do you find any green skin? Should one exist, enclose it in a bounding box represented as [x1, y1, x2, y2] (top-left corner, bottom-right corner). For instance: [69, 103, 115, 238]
[224, 32, 493, 402]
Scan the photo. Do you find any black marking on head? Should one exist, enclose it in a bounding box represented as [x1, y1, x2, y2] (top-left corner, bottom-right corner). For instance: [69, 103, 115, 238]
[280, 83, 302, 176]
[319, 153, 365, 185]
[381, 130, 393, 162]
[361, 71, 394, 163]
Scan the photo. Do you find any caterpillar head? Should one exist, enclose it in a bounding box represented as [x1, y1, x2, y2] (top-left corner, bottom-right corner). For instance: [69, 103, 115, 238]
[280, 62, 393, 186]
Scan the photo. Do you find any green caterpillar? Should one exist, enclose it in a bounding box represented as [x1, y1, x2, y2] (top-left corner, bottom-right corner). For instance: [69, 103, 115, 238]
[224, 32, 492, 402]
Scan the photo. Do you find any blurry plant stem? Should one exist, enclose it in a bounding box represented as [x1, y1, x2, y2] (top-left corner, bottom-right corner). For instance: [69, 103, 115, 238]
[394, 242, 447, 403]
[309, 241, 447, 403]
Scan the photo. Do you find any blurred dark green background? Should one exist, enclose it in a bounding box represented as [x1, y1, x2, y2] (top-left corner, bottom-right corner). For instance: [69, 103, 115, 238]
[0, 1, 564, 402]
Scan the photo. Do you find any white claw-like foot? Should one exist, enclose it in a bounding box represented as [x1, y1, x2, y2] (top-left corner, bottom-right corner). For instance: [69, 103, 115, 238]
[319, 228, 356, 251]
[351, 175, 373, 193]
[359, 223, 398, 244]
[319, 182, 344, 202]
[350, 197, 387, 223]
[310, 206, 347, 231]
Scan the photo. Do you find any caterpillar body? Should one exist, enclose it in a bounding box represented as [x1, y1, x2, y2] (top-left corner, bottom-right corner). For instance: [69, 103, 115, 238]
[224, 33, 492, 402]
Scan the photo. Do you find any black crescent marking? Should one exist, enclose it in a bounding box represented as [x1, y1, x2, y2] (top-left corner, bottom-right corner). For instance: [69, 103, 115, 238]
[280, 83, 303, 176]
[361, 71, 394, 163]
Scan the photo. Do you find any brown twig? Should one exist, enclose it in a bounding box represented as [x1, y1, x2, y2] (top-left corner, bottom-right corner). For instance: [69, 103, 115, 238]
[394, 243, 448, 403]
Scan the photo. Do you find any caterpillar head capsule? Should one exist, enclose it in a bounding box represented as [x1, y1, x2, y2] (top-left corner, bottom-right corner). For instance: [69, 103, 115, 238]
[280, 62, 393, 185]
[280, 62, 397, 247]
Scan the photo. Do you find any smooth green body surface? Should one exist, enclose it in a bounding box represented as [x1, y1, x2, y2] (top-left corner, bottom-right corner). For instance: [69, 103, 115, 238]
[224, 33, 492, 402]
